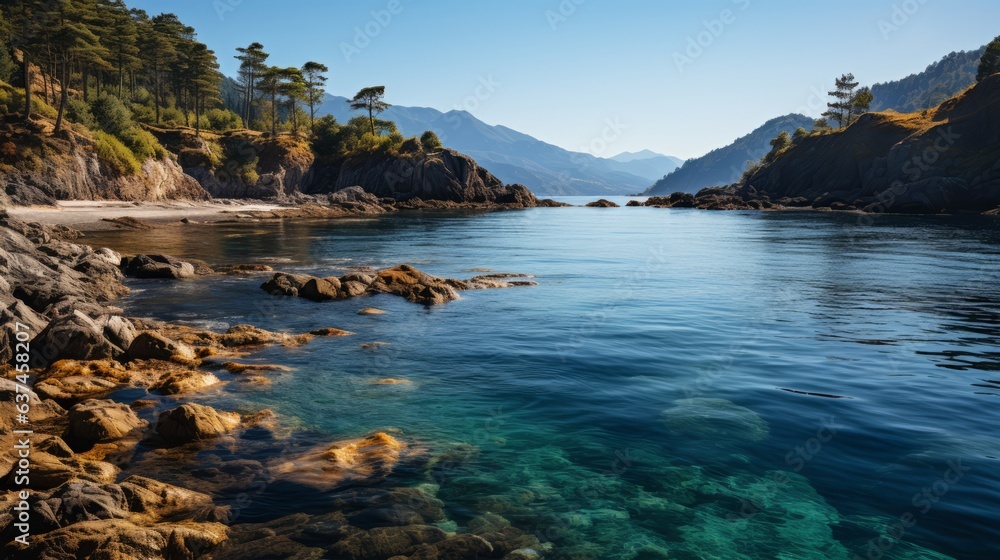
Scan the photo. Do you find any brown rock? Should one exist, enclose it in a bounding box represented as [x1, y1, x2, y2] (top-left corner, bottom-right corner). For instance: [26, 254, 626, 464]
[156, 403, 241, 445]
[300, 277, 343, 302]
[125, 332, 197, 363]
[64, 399, 148, 449]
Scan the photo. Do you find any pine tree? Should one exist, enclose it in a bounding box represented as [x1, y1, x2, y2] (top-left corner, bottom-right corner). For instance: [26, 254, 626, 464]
[302, 61, 328, 134]
[348, 86, 390, 135]
[47, 0, 108, 133]
[852, 86, 874, 119]
[188, 42, 220, 137]
[278, 67, 307, 135]
[978, 35, 1000, 82]
[235, 42, 269, 129]
[822, 73, 860, 129]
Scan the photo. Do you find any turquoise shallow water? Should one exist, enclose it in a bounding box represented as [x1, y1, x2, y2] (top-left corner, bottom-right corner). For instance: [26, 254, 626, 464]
[87, 201, 1000, 559]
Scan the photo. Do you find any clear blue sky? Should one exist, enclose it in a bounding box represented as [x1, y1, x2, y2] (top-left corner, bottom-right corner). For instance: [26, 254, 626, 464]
[129, 0, 997, 159]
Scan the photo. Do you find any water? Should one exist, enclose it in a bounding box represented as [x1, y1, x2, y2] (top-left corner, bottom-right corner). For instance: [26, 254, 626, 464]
[86, 200, 1000, 559]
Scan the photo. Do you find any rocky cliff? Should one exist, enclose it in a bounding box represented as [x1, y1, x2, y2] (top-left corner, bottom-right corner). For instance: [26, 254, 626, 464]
[310, 148, 536, 206]
[649, 75, 1000, 214]
[0, 123, 208, 207]
[741, 74, 1000, 213]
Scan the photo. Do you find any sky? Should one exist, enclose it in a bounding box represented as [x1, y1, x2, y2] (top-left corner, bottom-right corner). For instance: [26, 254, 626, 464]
[128, 0, 999, 160]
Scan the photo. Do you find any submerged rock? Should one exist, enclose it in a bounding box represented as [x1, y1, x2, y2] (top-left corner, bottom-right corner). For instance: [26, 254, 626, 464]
[268, 432, 409, 491]
[661, 397, 770, 445]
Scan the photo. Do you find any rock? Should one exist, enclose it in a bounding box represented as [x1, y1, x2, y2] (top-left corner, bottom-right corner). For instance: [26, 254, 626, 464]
[125, 332, 198, 363]
[268, 432, 408, 491]
[4, 519, 228, 560]
[119, 475, 229, 522]
[215, 264, 274, 275]
[156, 403, 241, 445]
[358, 308, 386, 315]
[536, 199, 573, 207]
[34, 375, 118, 403]
[585, 199, 620, 207]
[327, 525, 449, 560]
[260, 273, 313, 297]
[371, 265, 461, 305]
[309, 327, 353, 337]
[64, 399, 148, 449]
[2, 452, 119, 490]
[32, 311, 129, 364]
[300, 277, 343, 302]
[151, 368, 220, 395]
[323, 149, 538, 208]
[120, 254, 197, 279]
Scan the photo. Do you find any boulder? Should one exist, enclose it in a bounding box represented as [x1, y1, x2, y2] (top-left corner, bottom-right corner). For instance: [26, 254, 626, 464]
[120, 254, 197, 279]
[125, 332, 197, 363]
[32, 311, 128, 365]
[371, 265, 461, 305]
[156, 403, 241, 445]
[585, 199, 620, 207]
[64, 399, 148, 449]
[260, 273, 313, 297]
[300, 277, 343, 302]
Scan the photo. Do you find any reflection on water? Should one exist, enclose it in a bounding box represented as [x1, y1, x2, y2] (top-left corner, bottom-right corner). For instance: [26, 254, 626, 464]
[87, 204, 1000, 559]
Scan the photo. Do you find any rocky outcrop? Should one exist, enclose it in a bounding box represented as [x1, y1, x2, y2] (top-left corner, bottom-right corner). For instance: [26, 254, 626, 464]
[262, 265, 537, 305]
[120, 254, 198, 279]
[586, 199, 620, 207]
[309, 148, 538, 208]
[656, 75, 1000, 214]
[0, 125, 208, 206]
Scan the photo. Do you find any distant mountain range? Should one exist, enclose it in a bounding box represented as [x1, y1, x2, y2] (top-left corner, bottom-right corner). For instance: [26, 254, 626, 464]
[315, 95, 681, 196]
[643, 114, 814, 195]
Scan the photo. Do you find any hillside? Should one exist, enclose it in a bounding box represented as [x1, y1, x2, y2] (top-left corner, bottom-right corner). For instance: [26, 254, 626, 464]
[644, 114, 814, 195]
[871, 46, 985, 112]
[316, 94, 676, 196]
[651, 74, 1000, 214]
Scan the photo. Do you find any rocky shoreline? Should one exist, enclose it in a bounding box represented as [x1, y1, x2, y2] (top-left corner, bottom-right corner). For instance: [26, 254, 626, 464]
[0, 210, 547, 559]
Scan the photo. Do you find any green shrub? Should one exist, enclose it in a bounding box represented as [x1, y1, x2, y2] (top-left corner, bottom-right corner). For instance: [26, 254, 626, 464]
[0, 48, 16, 84]
[420, 130, 443, 152]
[91, 94, 132, 135]
[131, 102, 155, 124]
[93, 131, 141, 176]
[66, 98, 96, 129]
[118, 126, 166, 160]
[160, 106, 185, 127]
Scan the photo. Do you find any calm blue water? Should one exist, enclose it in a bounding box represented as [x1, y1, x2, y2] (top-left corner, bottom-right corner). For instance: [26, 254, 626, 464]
[88, 200, 1000, 559]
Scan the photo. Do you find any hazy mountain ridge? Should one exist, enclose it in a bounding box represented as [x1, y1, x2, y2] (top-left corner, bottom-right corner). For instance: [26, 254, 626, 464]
[316, 95, 680, 196]
[644, 114, 814, 195]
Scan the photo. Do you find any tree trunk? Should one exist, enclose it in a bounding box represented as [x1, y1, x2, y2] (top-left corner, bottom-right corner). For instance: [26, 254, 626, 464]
[154, 65, 161, 124]
[369, 107, 375, 135]
[83, 67, 89, 102]
[54, 57, 69, 133]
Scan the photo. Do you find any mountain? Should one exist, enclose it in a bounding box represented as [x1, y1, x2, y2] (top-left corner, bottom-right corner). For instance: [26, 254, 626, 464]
[644, 114, 814, 195]
[870, 46, 985, 113]
[316, 95, 672, 196]
[603, 151, 684, 183]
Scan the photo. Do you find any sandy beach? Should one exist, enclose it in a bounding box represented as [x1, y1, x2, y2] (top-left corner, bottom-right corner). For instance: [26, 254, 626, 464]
[6, 200, 286, 231]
